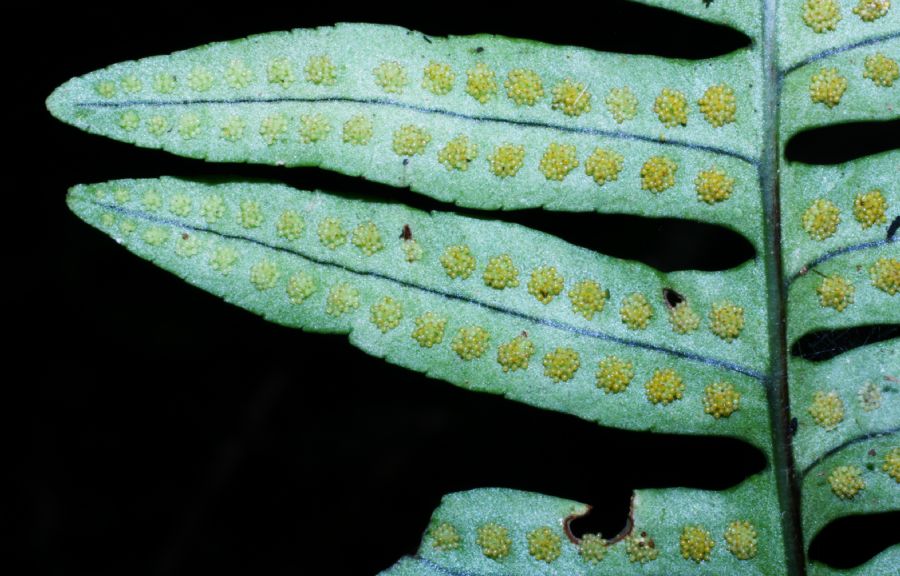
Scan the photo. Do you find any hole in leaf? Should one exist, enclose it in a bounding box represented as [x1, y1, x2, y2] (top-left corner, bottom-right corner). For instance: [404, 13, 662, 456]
[784, 119, 900, 165]
[663, 287, 685, 308]
[887, 215, 899, 241]
[791, 325, 900, 361]
[808, 512, 899, 568]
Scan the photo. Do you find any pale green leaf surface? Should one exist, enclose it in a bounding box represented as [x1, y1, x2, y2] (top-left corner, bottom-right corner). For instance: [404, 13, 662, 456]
[808, 545, 900, 576]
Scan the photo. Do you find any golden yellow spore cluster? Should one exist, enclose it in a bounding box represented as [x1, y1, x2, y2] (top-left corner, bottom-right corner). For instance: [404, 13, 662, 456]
[853, 189, 888, 228]
[528, 266, 565, 304]
[596, 356, 634, 394]
[96, 80, 116, 98]
[809, 68, 848, 107]
[120, 75, 142, 93]
[884, 447, 900, 482]
[276, 210, 305, 241]
[816, 275, 855, 311]
[352, 221, 384, 256]
[870, 257, 899, 295]
[142, 189, 163, 212]
[645, 368, 685, 405]
[370, 296, 403, 333]
[343, 115, 374, 146]
[299, 113, 331, 143]
[704, 381, 741, 418]
[625, 531, 659, 563]
[853, 0, 891, 21]
[402, 239, 423, 263]
[620, 292, 654, 329]
[709, 301, 745, 342]
[858, 381, 882, 411]
[374, 60, 408, 94]
[305, 54, 337, 85]
[441, 244, 476, 279]
[863, 53, 899, 86]
[497, 334, 535, 372]
[579, 533, 607, 563]
[392, 124, 431, 156]
[430, 522, 461, 551]
[169, 194, 192, 218]
[539, 142, 579, 181]
[220, 115, 246, 142]
[267, 57, 294, 88]
[175, 234, 201, 258]
[187, 66, 213, 92]
[423, 61, 456, 95]
[153, 73, 177, 94]
[412, 312, 447, 348]
[584, 148, 624, 186]
[489, 143, 526, 178]
[318, 217, 347, 249]
[451, 326, 491, 360]
[325, 282, 360, 316]
[698, 83, 737, 127]
[828, 465, 866, 499]
[210, 246, 238, 274]
[680, 525, 714, 563]
[543, 347, 580, 382]
[438, 135, 479, 171]
[505, 68, 544, 106]
[476, 522, 511, 559]
[259, 113, 288, 145]
[286, 271, 316, 304]
[225, 59, 253, 89]
[669, 301, 701, 334]
[527, 526, 561, 563]
[568, 279, 608, 320]
[640, 156, 678, 193]
[466, 63, 498, 103]
[802, 198, 841, 240]
[724, 520, 758, 560]
[551, 78, 592, 117]
[178, 113, 202, 140]
[606, 87, 639, 124]
[118, 110, 139, 131]
[483, 254, 519, 289]
[240, 200, 263, 229]
[809, 390, 845, 430]
[249, 260, 279, 291]
[147, 116, 169, 137]
[695, 166, 735, 204]
[803, 0, 842, 32]
[654, 88, 689, 127]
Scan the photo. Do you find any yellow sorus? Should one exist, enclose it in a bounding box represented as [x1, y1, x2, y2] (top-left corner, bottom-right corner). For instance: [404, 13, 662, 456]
[392, 124, 431, 156]
[422, 61, 455, 95]
[645, 368, 685, 405]
[438, 135, 478, 171]
[299, 113, 331, 143]
[177, 114, 202, 140]
[318, 217, 348, 249]
[96, 80, 117, 98]
[259, 114, 288, 146]
[504, 68, 544, 106]
[476, 523, 511, 559]
[440, 245, 476, 279]
[584, 148, 624, 186]
[402, 238, 423, 263]
[724, 520, 758, 560]
[146, 115, 170, 137]
[698, 83, 737, 127]
[870, 257, 899, 295]
[113, 187, 131, 205]
[118, 110, 139, 131]
[342, 115, 374, 146]
[325, 283, 360, 316]
[802, 198, 841, 240]
[119, 219, 137, 236]
[640, 156, 677, 193]
[488, 143, 525, 178]
[709, 301, 745, 342]
[528, 266, 565, 304]
[539, 142, 579, 181]
[695, 166, 735, 204]
[209, 245, 238, 274]
[370, 296, 403, 333]
[249, 260, 279, 291]
[654, 88, 689, 127]
[680, 525, 714, 563]
[579, 533, 607, 563]
[174, 234, 201, 258]
[451, 326, 491, 360]
[596, 356, 634, 394]
[543, 347, 580, 382]
[496, 334, 535, 372]
[267, 57, 295, 88]
[152, 73, 177, 94]
[220, 115, 246, 142]
[853, 189, 887, 228]
[411, 312, 447, 348]
[168, 194, 192, 217]
[239, 200, 263, 229]
[187, 66, 214, 92]
[863, 53, 899, 87]
[100, 213, 115, 229]
[668, 301, 700, 334]
[201, 195, 226, 224]
[605, 86, 638, 124]
[465, 62, 498, 104]
[276, 210, 305, 241]
[351, 221, 384, 256]
[373, 60, 407, 94]
[141, 189, 163, 212]
[551, 78, 592, 117]
[625, 531, 659, 564]
[816, 275, 855, 311]
[803, 0, 842, 32]
[853, 0, 891, 21]
[225, 59, 253, 88]
[828, 465, 866, 499]
[527, 526, 561, 563]
[285, 271, 316, 304]
[568, 279, 608, 320]
[305, 55, 337, 85]
[620, 292, 654, 329]
[857, 381, 882, 412]
[120, 74, 141, 94]
[884, 447, 900, 482]
[809, 68, 848, 107]
[703, 381, 741, 418]
[482, 254, 519, 289]
[429, 522, 461, 551]
[809, 390, 845, 430]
